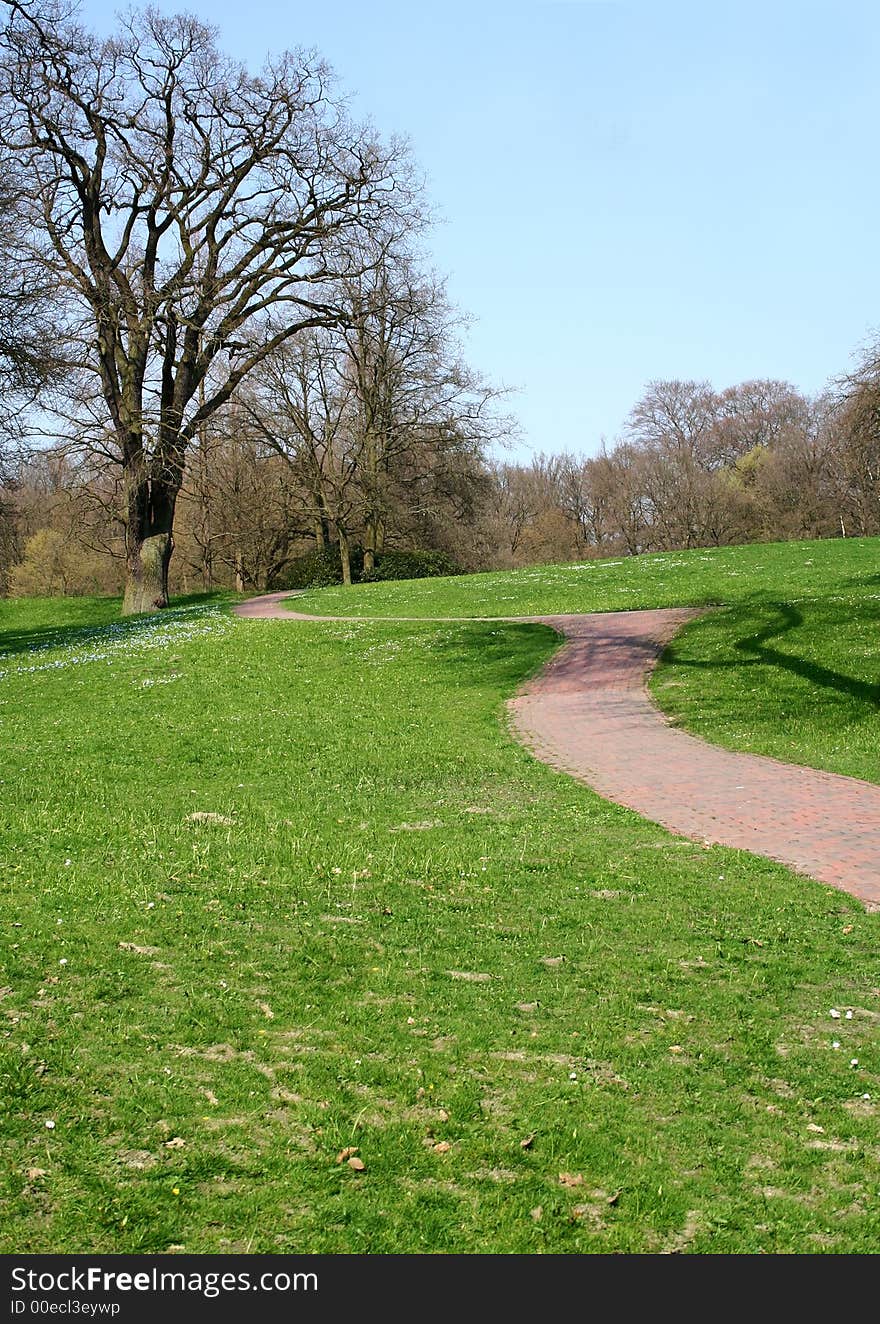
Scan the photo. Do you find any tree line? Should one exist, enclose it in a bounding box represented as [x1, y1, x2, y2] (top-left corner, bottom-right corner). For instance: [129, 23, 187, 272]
[0, 2, 877, 604]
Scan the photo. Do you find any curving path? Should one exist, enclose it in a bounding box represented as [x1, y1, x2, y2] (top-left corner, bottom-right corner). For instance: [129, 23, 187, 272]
[234, 593, 880, 907]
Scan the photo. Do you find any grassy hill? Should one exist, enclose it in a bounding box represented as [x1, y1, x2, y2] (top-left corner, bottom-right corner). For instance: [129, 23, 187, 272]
[1, 536, 878, 1253]
[302, 536, 880, 787]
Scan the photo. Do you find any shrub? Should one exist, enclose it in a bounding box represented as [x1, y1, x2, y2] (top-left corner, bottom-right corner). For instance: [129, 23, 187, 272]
[270, 547, 364, 590]
[270, 546, 462, 590]
[369, 549, 462, 581]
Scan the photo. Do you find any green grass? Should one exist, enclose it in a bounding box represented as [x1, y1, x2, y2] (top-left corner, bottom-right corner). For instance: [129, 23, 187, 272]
[2, 546, 880, 1254]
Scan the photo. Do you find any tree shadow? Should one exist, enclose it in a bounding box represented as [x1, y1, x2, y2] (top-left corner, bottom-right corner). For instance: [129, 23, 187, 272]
[426, 621, 562, 693]
[843, 572, 880, 589]
[0, 591, 234, 659]
[664, 603, 880, 707]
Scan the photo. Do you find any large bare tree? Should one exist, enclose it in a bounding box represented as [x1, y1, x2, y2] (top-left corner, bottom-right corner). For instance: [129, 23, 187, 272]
[0, 0, 411, 611]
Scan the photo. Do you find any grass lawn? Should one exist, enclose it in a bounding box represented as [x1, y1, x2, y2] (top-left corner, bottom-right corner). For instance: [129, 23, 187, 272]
[1, 537, 879, 1253]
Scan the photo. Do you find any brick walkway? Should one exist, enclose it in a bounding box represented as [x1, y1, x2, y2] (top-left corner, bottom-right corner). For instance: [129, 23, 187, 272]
[235, 594, 880, 907]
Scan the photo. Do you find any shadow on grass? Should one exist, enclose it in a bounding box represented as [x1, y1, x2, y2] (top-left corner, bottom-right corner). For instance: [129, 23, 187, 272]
[426, 621, 562, 693]
[0, 591, 235, 658]
[665, 603, 880, 707]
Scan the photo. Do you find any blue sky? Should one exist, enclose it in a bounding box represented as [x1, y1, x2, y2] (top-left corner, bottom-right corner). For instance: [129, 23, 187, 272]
[77, 1, 880, 459]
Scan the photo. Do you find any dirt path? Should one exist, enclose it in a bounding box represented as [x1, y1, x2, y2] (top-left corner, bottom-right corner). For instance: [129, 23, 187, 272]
[234, 593, 880, 907]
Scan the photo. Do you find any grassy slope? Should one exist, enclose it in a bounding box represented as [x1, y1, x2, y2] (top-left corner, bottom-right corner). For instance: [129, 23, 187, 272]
[2, 571, 879, 1253]
[300, 536, 878, 617]
[302, 537, 880, 787]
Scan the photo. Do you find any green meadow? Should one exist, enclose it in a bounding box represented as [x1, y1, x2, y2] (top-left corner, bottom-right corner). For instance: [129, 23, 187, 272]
[1, 535, 878, 1253]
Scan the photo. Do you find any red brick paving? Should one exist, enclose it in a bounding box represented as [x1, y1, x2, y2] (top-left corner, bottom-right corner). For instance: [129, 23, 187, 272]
[234, 594, 880, 907]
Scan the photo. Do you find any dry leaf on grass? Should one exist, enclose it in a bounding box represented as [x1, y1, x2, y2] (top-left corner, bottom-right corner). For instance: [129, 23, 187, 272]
[347, 1156, 366, 1171]
[558, 1172, 584, 1188]
[520, 1133, 536, 1150]
[432, 1141, 451, 1154]
[26, 1168, 47, 1180]
[336, 1147, 358, 1163]
[164, 1136, 186, 1150]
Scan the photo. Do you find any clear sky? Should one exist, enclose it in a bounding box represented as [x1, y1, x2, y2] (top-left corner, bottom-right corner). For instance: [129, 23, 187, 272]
[75, 0, 880, 459]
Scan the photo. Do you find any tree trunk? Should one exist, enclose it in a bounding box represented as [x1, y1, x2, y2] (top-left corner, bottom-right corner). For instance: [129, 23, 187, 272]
[363, 521, 375, 576]
[339, 530, 352, 586]
[122, 472, 176, 615]
[123, 529, 173, 614]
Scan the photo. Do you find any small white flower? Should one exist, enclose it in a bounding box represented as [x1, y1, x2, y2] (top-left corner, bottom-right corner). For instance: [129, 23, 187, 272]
[64, 859, 71, 867]
[845, 1010, 853, 1020]
[832, 1040, 841, 1049]
[850, 1059, 859, 1067]
[569, 1072, 577, 1080]
[862, 1093, 871, 1100]
[44, 1120, 55, 1129]
[58, 958, 68, 966]
[829, 1009, 841, 1019]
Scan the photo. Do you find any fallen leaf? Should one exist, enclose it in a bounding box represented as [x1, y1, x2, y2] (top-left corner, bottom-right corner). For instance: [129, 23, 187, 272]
[433, 1141, 451, 1154]
[559, 1172, 584, 1188]
[26, 1168, 47, 1180]
[164, 1137, 186, 1150]
[336, 1147, 358, 1164]
[530, 1206, 543, 1221]
[257, 1002, 274, 1020]
[606, 1190, 621, 1206]
[842, 925, 854, 935]
[541, 956, 565, 968]
[520, 1133, 536, 1150]
[347, 1156, 366, 1171]
[437, 1109, 449, 1122]
[806, 1124, 825, 1134]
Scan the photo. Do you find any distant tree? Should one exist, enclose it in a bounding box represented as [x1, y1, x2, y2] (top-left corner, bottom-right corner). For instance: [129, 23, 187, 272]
[0, 0, 412, 612]
[9, 525, 112, 595]
[835, 340, 880, 536]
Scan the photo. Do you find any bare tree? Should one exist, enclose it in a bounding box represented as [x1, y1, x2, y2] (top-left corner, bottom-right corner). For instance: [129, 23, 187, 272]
[0, 1, 412, 611]
[337, 245, 504, 574]
[0, 161, 64, 484]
